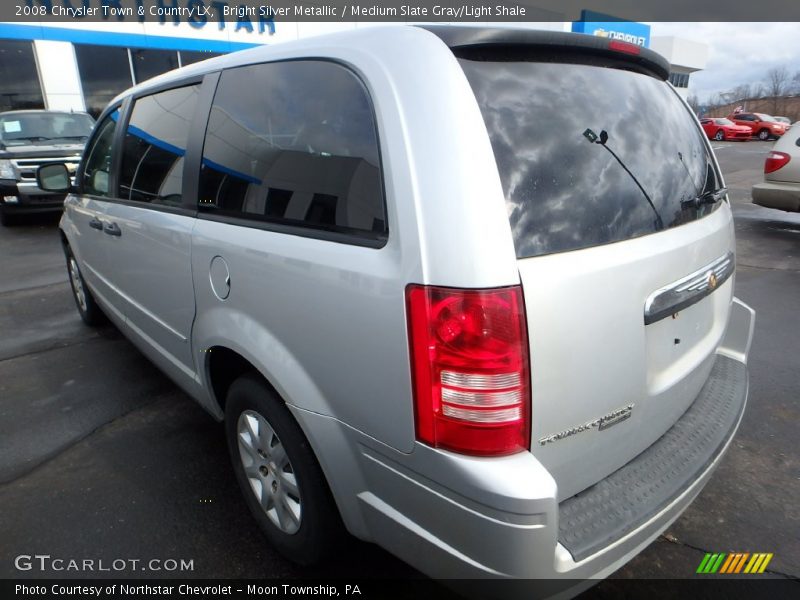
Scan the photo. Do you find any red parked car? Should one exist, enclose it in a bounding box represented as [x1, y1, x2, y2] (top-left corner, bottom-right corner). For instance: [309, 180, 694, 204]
[700, 117, 751, 141]
[726, 112, 788, 140]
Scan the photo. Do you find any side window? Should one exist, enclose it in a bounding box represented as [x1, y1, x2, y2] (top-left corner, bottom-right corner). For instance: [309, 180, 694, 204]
[199, 61, 386, 240]
[119, 85, 200, 206]
[82, 110, 118, 197]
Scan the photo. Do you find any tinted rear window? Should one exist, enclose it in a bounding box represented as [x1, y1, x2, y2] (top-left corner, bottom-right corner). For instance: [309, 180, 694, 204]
[459, 56, 721, 258]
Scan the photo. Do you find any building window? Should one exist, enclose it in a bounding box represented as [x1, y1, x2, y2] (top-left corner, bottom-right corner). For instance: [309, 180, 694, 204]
[130, 49, 179, 83]
[75, 44, 133, 118]
[0, 40, 44, 111]
[669, 72, 690, 89]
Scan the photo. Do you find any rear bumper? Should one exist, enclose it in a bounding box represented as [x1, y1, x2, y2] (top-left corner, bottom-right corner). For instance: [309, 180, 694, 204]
[752, 181, 800, 212]
[294, 298, 754, 594]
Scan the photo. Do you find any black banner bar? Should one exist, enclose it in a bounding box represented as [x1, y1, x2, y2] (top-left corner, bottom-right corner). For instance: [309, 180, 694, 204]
[3, 578, 799, 600]
[6, 0, 800, 23]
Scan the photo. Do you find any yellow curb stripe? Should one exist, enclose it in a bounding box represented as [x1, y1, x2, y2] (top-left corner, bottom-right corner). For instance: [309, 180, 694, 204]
[744, 554, 760, 573]
[753, 553, 769, 573]
[757, 553, 774, 573]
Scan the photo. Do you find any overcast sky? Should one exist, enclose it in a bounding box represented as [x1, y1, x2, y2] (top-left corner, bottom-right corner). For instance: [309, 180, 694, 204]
[647, 22, 800, 102]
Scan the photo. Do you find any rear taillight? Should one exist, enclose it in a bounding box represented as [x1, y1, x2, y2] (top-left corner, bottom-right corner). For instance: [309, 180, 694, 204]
[765, 151, 791, 174]
[406, 285, 530, 456]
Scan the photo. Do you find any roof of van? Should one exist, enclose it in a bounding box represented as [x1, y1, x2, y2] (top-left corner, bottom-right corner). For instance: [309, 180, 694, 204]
[111, 25, 670, 106]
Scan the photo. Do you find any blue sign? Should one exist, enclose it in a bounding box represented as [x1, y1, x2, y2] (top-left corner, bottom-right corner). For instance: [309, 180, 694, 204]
[571, 10, 650, 48]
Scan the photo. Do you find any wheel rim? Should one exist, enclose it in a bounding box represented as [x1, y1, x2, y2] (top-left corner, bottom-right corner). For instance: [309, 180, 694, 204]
[759, 130, 768, 140]
[237, 410, 302, 534]
[68, 257, 88, 313]
[715, 131, 724, 141]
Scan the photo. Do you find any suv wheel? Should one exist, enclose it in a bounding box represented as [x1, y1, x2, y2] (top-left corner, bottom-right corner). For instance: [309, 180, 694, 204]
[65, 246, 104, 326]
[0, 209, 14, 226]
[714, 130, 725, 141]
[225, 373, 342, 565]
[758, 129, 770, 141]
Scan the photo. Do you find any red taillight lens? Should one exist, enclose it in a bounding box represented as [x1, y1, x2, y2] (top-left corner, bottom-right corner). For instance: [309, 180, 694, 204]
[608, 40, 641, 55]
[765, 151, 791, 174]
[406, 285, 530, 456]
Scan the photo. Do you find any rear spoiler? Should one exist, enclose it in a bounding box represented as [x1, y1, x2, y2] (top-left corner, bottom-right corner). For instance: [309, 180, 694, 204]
[420, 26, 670, 81]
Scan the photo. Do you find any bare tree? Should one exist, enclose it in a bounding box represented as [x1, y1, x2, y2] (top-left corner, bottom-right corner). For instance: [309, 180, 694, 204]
[687, 94, 700, 114]
[766, 66, 790, 114]
[731, 83, 752, 102]
[720, 90, 738, 105]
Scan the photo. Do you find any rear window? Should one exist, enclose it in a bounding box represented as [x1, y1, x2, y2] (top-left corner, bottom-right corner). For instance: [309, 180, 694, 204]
[458, 55, 722, 258]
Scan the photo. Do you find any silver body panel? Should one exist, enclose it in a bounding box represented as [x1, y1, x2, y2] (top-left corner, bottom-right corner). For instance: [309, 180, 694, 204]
[60, 26, 754, 586]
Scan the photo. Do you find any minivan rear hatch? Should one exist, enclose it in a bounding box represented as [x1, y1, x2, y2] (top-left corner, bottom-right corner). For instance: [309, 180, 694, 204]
[449, 30, 735, 500]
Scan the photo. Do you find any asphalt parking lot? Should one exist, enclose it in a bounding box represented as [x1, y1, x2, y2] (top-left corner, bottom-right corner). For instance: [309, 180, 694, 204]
[0, 140, 798, 593]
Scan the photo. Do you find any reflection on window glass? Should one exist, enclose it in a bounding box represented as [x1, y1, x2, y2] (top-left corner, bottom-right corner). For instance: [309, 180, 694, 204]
[131, 49, 179, 83]
[82, 110, 119, 197]
[198, 61, 386, 240]
[119, 86, 199, 206]
[75, 44, 133, 118]
[459, 57, 720, 258]
[179, 50, 222, 66]
[0, 40, 44, 111]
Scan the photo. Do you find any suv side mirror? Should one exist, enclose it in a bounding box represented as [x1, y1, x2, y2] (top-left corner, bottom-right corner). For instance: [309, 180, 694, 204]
[37, 163, 72, 193]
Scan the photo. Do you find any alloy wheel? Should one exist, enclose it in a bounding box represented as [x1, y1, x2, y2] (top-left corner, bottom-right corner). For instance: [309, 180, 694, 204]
[237, 410, 302, 534]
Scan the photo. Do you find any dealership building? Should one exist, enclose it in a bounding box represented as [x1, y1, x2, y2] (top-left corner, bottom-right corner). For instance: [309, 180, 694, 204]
[0, 13, 707, 117]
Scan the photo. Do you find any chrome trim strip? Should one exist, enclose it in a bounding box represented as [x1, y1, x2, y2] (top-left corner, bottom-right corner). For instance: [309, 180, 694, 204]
[644, 251, 735, 325]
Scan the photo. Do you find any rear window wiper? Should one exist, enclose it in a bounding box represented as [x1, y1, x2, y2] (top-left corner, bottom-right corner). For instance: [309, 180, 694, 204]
[681, 187, 727, 209]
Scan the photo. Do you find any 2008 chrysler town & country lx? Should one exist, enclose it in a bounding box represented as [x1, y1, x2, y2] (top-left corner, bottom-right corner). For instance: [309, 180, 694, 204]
[39, 26, 755, 592]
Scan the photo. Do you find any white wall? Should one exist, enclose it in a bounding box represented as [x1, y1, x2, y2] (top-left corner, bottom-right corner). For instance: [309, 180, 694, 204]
[33, 40, 85, 111]
[650, 36, 709, 72]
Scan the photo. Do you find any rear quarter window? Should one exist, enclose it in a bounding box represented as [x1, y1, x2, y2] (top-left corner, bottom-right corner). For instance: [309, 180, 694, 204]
[458, 56, 721, 258]
[198, 60, 386, 243]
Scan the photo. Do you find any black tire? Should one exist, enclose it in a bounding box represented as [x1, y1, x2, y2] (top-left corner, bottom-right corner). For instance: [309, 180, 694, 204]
[224, 373, 343, 565]
[0, 209, 14, 226]
[758, 128, 770, 141]
[65, 245, 105, 326]
[714, 129, 725, 141]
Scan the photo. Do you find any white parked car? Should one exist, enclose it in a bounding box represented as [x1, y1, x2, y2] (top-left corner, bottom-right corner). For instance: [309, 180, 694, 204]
[752, 124, 800, 212]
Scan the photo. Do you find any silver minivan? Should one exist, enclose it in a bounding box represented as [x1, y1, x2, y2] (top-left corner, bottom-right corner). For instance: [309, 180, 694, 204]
[39, 26, 754, 592]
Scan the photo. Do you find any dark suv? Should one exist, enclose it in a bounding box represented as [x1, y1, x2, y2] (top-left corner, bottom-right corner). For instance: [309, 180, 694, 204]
[0, 110, 94, 225]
